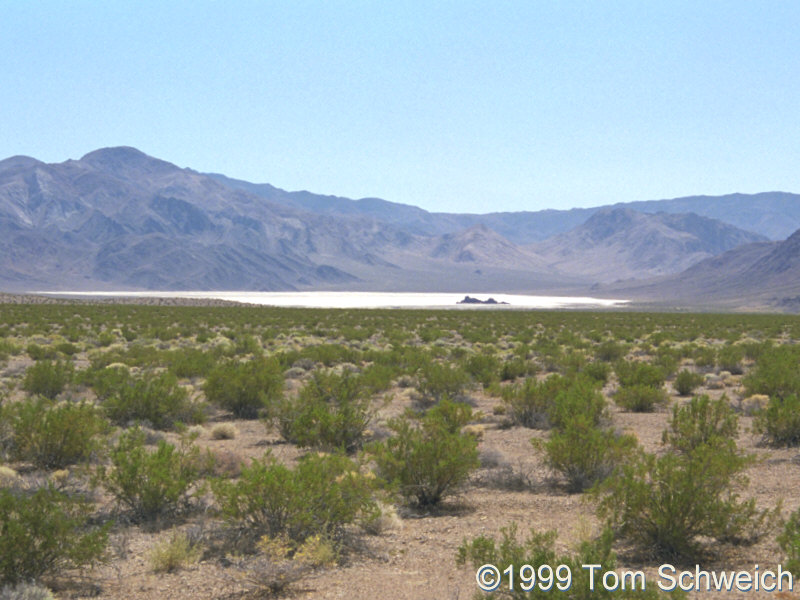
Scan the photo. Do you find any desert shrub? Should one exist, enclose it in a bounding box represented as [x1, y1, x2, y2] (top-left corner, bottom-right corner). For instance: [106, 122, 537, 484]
[718, 344, 745, 375]
[614, 384, 668, 412]
[778, 507, 800, 577]
[148, 531, 202, 573]
[299, 343, 359, 366]
[546, 377, 607, 430]
[8, 397, 110, 469]
[501, 374, 597, 429]
[582, 361, 611, 384]
[0, 582, 56, 600]
[753, 394, 800, 447]
[97, 427, 210, 520]
[653, 348, 680, 377]
[211, 423, 238, 440]
[415, 361, 470, 404]
[692, 346, 717, 368]
[499, 357, 534, 381]
[358, 363, 396, 395]
[674, 369, 704, 396]
[21, 360, 73, 400]
[595, 441, 766, 560]
[457, 524, 674, 599]
[614, 360, 665, 388]
[744, 346, 800, 400]
[369, 399, 479, 506]
[83, 364, 132, 400]
[104, 371, 204, 429]
[463, 353, 500, 387]
[662, 395, 738, 454]
[204, 357, 284, 418]
[0, 339, 22, 362]
[595, 341, 627, 363]
[0, 484, 108, 585]
[166, 347, 218, 378]
[96, 331, 115, 347]
[273, 371, 375, 453]
[212, 452, 379, 545]
[55, 341, 79, 356]
[121, 326, 138, 342]
[25, 343, 57, 361]
[536, 416, 638, 493]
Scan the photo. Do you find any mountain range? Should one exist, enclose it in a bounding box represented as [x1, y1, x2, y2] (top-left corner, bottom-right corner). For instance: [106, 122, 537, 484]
[1, 146, 798, 309]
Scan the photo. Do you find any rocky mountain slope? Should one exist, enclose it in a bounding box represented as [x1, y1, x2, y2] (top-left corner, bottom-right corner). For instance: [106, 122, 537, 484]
[0, 146, 781, 295]
[530, 208, 767, 282]
[210, 173, 800, 242]
[600, 228, 800, 309]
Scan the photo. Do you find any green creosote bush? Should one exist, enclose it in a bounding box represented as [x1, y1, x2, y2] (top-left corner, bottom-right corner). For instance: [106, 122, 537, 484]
[457, 523, 679, 600]
[25, 343, 57, 361]
[594, 340, 627, 363]
[104, 370, 204, 429]
[166, 347, 218, 378]
[778, 507, 800, 577]
[415, 361, 470, 404]
[753, 394, 800, 447]
[369, 398, 479, 506]
[499, 356, 535, 381]
[358, 363, 396, 395]
[614, 360, 666, 388]
[653, 348, 680, 377]
[594, 401, 774, 560]
[8, 396, 111, 469]
[692, 346, 717, 368]
[673, 369, 705, 396]
[614, 384, 669, 412]
[97, 427, 212, 521]
[54, 341, 79, 356]
[535, 416, 638, 493]
[717, 344, 745, 375]
[204, 356, 283, 418]
[501, 376, 556, 429]
[744, 346, 800, 399]
[0, 484, 109, 585]
[273, 370, 376, 453]
[212, 452, 380, 545]
[582, 361, 611, 385]
[503, 374, 606, 430]
[661, 395, 738, 455]
[21, 360, 74, 400]
[546, 376, 608, 430]
[463, 353, 501, 388]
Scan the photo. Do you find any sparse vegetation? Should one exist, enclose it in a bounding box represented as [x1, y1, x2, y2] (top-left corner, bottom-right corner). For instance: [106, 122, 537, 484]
[0, 484, 109, 585]
[370, 398, 479, 506]
[97, 427, 211, 520]
[0, 302, 797, 597]
[204, 356, 283, 418]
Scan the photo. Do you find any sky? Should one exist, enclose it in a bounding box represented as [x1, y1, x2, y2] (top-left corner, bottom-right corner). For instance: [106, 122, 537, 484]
[2, 1, 800, 214]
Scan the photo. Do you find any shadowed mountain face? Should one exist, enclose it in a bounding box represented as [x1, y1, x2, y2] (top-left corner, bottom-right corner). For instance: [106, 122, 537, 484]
[0, 147, 568, 292]
[529, 208, 767, 282]
[0, 146, 781, 296]
[603, 228, 800, 310]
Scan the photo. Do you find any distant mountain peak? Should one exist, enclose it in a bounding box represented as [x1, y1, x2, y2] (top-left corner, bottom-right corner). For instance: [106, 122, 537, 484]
[79, 146, 180, 176]
[0, 155, 45, 171]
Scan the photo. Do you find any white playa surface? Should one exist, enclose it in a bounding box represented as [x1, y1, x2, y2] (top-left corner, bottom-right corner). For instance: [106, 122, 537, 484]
[35, 291, 629, 309]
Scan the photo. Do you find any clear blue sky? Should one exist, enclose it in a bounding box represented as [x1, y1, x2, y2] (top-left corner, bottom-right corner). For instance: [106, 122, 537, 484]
[2, 1, 799, 213]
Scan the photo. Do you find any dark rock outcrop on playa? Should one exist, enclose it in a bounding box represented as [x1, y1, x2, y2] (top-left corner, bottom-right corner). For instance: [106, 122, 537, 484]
[457, 296, 509, 305]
